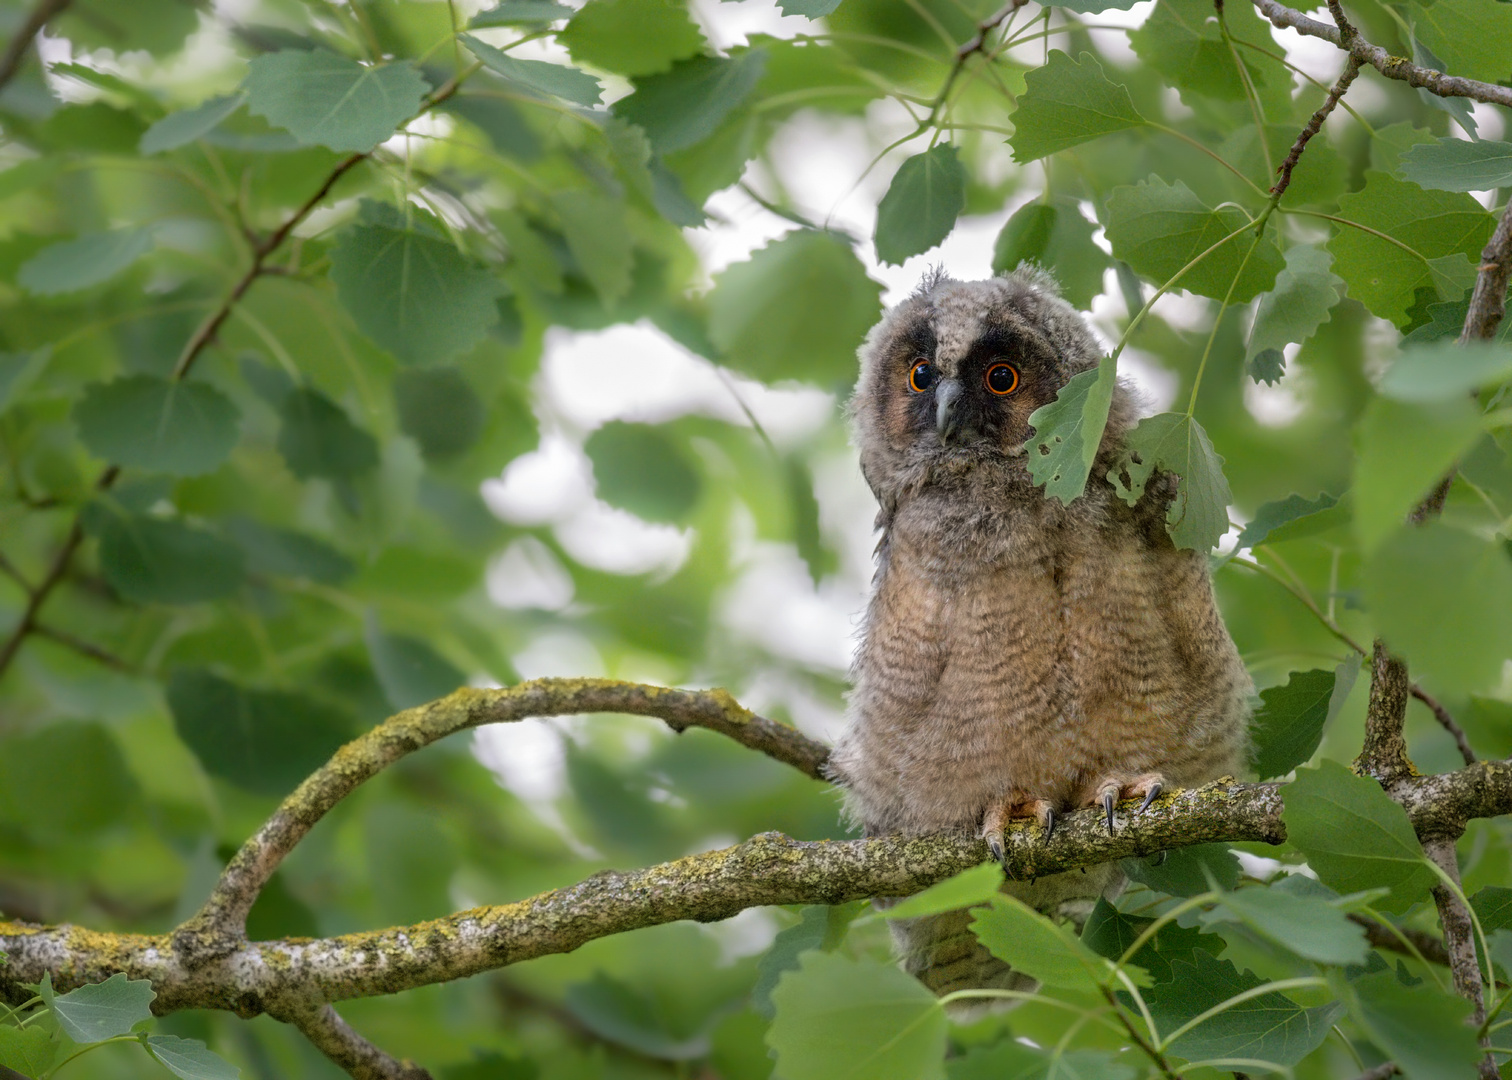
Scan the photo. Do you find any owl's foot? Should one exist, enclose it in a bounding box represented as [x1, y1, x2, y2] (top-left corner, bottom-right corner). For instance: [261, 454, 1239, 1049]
[1082, 773, 1166, 834]
[981, 796, 1057, 865]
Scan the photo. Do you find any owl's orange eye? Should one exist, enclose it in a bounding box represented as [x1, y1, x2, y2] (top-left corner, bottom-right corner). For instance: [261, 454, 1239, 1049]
[985, 362, 1020, 395]
[909, 360, 936, 393]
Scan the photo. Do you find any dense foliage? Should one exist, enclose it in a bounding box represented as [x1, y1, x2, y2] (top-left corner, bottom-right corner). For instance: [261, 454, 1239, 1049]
[0, 0, 1510, 1077]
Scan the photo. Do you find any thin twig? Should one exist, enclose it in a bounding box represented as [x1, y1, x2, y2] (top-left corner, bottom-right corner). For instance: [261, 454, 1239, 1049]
[0, 0, 69, 93]
[1411, 685, 1476, 767]
[29, 623, 131, 671]
[282, 1004, 432, 1080]
[172, 679, 834, 962]
[1251, 0, 1512, 108]
[1349, 913, 1450, 968]
[0, 550, 32, 594]
[1272, 57, 1358, 198]
[1349, 1065, 1398, 1080]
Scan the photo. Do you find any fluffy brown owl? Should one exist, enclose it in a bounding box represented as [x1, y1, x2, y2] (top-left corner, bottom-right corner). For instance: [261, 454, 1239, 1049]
[830, 267, 1252, 997]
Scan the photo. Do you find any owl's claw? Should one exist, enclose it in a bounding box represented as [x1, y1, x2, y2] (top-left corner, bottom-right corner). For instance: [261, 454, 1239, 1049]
[1082, 773, 1168, 830]
[981, 795, 1057, 865]
[1042, 807, 1056, 844]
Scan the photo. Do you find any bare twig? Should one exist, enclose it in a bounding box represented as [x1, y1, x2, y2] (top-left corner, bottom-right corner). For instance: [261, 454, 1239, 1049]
[927, 0, 1029, 124]
[1357, 639, 1414, 786]
[1272, 58, 1358, 198]
[29, 622, 131, 671]
[1411, 685, 1476, 767]
[1423, 837, 1500, 1080]
[5, 763, 1512, 1015]
[1349, 913, 1450, 968]
[172, 679, 833, 962]
[282, 1004, 432, 1080]
[1350, 1065, 1399, 1080]
[1251, 0, 1512, 108]
[0, 0, 69, 92]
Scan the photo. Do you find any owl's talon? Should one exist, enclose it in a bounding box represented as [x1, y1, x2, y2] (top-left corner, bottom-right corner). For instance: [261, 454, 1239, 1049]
[1042, 807, 1056, 844]
[987, 836, 1004, 865]
[1080, 772, 1167, 827]
[1102, 791, 1116, 833]
[1138, 782, 1163, 813]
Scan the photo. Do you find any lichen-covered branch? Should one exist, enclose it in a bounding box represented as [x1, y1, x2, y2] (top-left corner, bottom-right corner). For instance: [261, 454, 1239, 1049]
[173, 679, 832, 962]
[1460, 196, 1512, 344]
[6, 763, 1511, 1017]
[1423, 838, 1499, 1080]
[1251, 0, 1512, 108]
[1357, 639, 1414, 786]
[282, 1004, 433, 1080]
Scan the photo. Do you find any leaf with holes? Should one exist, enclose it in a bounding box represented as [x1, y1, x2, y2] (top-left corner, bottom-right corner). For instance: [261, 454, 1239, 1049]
[1026, 359, 1117, 505]
[1106, 413, 1232, 551]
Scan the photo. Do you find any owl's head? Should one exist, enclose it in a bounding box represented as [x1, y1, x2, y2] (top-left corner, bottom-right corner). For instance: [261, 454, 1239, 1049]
[851, 267, 1103, 508]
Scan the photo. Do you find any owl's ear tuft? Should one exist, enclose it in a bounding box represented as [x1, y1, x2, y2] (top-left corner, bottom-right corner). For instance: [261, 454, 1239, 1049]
[913, 264, 953, 297]
[1005, 262, 1063, 298]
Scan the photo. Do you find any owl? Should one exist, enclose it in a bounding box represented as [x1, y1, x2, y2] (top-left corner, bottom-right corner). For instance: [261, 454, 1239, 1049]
[830, 267, 1252, 997]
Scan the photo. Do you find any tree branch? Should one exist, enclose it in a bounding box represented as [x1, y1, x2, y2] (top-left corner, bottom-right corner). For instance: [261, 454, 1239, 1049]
[1423, 837, 1500, 1080]
[1411, 684, 1476, 767]
[1272, 57, 1358, 198]
[5, 763, 1510, 1014]
[1357, 639, 1414, 786]
[282, 1004, 433, 1080]
[1460, 195, 1512, 345]
[1251, 0, 1512, 108]
[172, 679, 832, 963]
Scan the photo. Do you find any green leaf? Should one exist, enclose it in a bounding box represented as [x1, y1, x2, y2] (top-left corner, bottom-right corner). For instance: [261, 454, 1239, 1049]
[1353, 395, 1482, 553]
[1379, 339, 1512, 403]
[873, 145, 966, 265]
[1470, 886, 1512, 933]
[330, 216, 503, 365]
[81, 503, 245, 604]
[276, 388, 380, 480]
[1008, 51, 1144, 162]
[17, 227, 154, 295]
[1245, 246, 1343, 383]
[616, 51, 767, 153]
[1364, 522, 1512, 693]
[1236, 491, 1344, 549]
[949, 1042, 1136, 1080]
[585, 421, 702, 523]
[707, 230, 883, 384]
[1349, 970, 1482, 1080]
[969, 894, 1114, 991]
[0, 722, 139, 841]
[1141, 952, 1342, 1067]
[1327, 172, 1495, 326]
[1411, 0, 1512, 85]
[471, 0, 575, 26]
[1250, 668, 1337, 780]
[767, 952, 947, 1080]
[1282, 760, 1436, 911]
[245, 49, 426, 153]
[1106, 412, 1232, 551]
[560, 0, 705, 76]
[753, 905, 857, 1019]
[565, 972, 705, 1059]
[1202, 886, 1369, 965]
[224, 517, 354, 584]
[394, 366, 485, 461]
[167, 669, 354, 794]
[45, 972, 155, 1043]
[140, 93, 245, 154]
[882, 864, 1004, 920]
[551, 190, 634, 304]
[0, 346, 52, 413]
[145, 1035, 241, 1080]
[73, 375, 241, 476]
[1128, 0, 1287, 106]
[1026, 359, 1117, 504]
[1121, 844, 1240, 897]
[0, 1023, 55, 1076]
[1399, 138, 1512, 193]
[365, 618, 466, 711]
[1082, 898, 1223, 984]
[1104, 179, 1283, 303]
[459, 34, 603, 106]
[991, 197, 1110, 309]
[778, 0, 844, 15]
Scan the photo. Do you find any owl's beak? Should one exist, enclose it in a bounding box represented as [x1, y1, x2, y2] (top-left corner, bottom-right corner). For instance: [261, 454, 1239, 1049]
[935, 378, 964, 443]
